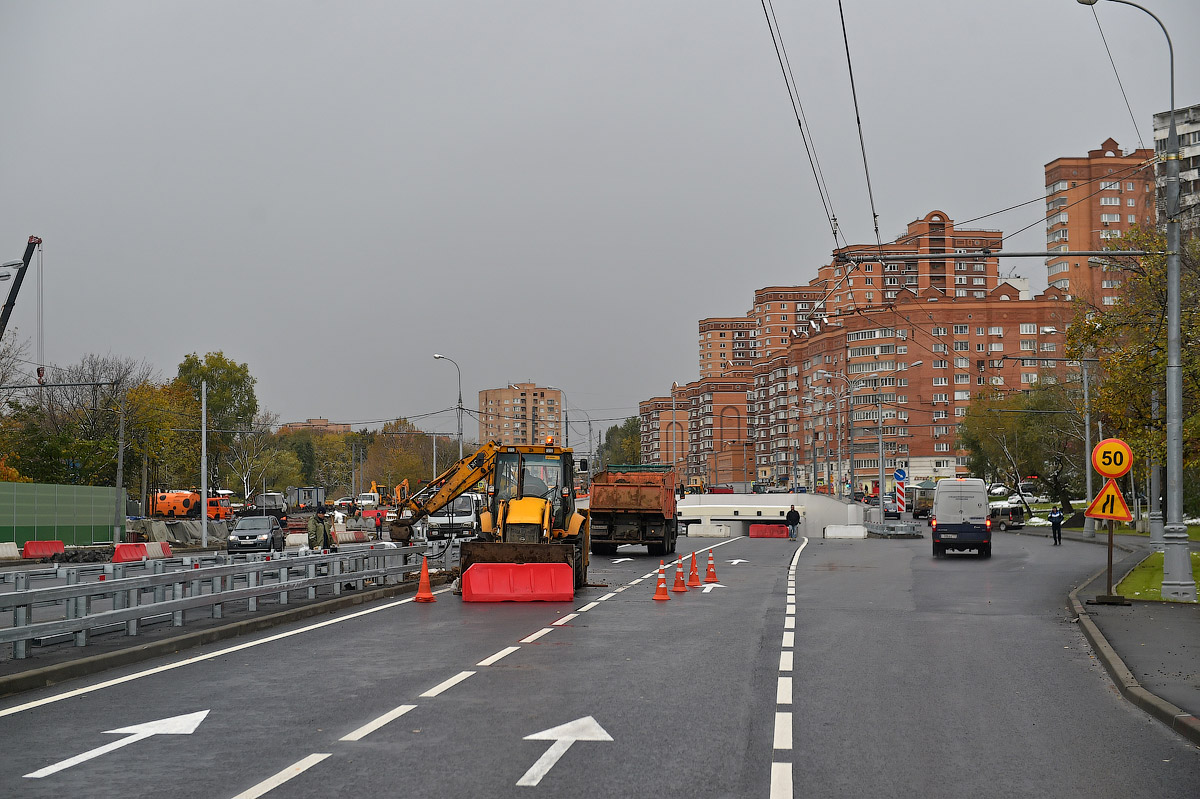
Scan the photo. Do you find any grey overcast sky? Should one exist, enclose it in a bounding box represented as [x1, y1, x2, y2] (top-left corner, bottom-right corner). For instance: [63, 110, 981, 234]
[2, 1, 1198, 442]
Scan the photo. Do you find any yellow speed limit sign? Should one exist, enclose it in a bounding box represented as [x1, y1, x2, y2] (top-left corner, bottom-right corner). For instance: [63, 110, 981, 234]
[1091, 438, 1133, 479]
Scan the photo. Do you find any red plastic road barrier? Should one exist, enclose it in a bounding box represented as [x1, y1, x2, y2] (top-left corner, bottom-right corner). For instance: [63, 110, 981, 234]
[461, 562, 574, 602]
[749, 524, 789, 538]
[21, 540, 66, 559]
[112, 543, 149, 563]
[159, 542, 172, 558]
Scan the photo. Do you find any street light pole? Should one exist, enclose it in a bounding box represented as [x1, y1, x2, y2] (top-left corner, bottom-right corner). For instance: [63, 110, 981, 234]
[433, 354, 463, 461]
[1076, 0, 1191, 598]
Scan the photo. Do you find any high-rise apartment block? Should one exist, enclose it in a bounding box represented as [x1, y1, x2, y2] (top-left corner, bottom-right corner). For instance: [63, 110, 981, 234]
[1044, 138, 1155, 306]
[478, 383, 563, 446]
[640, 210, 1075, 494]
[1154, 102, 1200, 235]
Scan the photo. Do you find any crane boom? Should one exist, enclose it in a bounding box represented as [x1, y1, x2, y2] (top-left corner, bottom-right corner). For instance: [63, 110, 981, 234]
[0, 236, 43, 342]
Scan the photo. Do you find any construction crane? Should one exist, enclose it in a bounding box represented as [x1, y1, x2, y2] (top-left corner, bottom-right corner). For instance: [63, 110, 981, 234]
[0, 236, 43, 343]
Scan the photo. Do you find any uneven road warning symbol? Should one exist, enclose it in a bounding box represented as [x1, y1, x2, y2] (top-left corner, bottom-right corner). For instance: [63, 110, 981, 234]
[1084, 478, 1132, 522]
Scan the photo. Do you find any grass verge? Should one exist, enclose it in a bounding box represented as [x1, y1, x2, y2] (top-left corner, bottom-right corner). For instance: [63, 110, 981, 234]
[1115, 551, 1200, 601]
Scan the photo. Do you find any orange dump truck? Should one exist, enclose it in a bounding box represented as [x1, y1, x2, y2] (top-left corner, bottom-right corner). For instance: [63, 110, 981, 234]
[587, 464, 678, 557]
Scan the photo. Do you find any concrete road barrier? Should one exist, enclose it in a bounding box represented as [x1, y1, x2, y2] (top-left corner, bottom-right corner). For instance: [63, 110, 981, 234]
[0, 542, 20, 559]
[688, 523, 731, 538]
[824, 524, 868, 539]
[284, 533, 308, 548]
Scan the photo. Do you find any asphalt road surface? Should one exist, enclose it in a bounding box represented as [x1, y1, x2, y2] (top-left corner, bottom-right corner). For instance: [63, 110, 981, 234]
[1, 533, 1198, 798]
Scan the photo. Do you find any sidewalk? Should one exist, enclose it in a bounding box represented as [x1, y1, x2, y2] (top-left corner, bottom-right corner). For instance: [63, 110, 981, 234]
[1044, 527, 1200, 745]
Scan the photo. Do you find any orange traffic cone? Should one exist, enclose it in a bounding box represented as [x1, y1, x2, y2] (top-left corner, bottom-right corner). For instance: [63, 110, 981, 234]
[704, 549, 719, 583]
[414, 556, 436, 603]
[687, 551, 701, 588]
[652, 560, 671, 601]
[671, 559, 688, 593]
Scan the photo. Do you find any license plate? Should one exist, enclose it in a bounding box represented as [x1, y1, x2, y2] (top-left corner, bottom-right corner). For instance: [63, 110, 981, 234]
[941, 534, 958, 539]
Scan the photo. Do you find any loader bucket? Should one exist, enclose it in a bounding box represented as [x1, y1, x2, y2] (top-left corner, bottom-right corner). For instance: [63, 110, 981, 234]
[459, 542, 584, 597]
[460, 562, 574, 602]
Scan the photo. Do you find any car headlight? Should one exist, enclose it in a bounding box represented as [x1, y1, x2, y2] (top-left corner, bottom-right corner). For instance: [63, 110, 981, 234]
[428, 521, 440, 529]
[257, 534, 269, 540]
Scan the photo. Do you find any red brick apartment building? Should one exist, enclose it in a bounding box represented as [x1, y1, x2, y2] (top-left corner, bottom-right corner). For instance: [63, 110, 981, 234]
[640, 210, 1078, 494]
[1044, 138, 1155, 307]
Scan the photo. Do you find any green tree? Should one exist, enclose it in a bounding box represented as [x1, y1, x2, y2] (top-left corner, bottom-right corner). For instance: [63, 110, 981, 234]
[598, 417, 640, 467]
[959, 382, 1086, 512]
[176, 352, 258, 465]
[1066, 229, 1200, 513]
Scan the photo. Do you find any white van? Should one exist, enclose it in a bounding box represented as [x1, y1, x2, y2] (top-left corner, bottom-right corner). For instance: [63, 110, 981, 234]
[356, 492, 380, 509]
[931, 477, 991, 558]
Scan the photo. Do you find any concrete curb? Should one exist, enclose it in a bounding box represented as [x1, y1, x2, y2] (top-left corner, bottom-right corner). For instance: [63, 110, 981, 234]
[1068, 559, 1200, 747]
[0, 573, 451, 700]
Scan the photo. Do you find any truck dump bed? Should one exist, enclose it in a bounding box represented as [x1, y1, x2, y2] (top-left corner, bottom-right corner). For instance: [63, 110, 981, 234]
[589, 465, 676, 518]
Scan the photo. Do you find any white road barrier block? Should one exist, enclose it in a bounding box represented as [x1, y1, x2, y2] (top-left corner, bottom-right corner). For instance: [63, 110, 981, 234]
[0, 541, 20, 559]
[285, 533, 308, 548]
[824, 524, 868, 539]
[689, 523, 731, 538]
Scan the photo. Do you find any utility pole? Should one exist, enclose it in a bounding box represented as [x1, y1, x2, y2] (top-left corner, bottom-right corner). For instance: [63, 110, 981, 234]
[200, 380, 208, 548]
[113, 398, 126, 545]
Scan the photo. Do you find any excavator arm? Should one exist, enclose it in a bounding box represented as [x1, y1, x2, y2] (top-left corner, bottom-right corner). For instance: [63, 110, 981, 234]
[391, 442, 501, 531]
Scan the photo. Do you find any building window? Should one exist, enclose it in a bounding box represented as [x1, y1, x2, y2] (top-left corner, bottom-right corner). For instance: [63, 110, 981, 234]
[932, 376, 948, 386]
[1100, 180, 1120, 190]
[932, 393, 948, 403]
[1020, 340, 1036, 351]
[1100, 197, 1120, 206]
[954, 391, 971, 401]
[932, 343, 948, 354]
[1040, 342, 1056, 351]
[955, 357, 969, 368]
[955, 374, 970, 384]
[1101, 213, 1120, 223]
[954, 341, 969, 351]
[1103, 296, 1118, 306]
[953, 325, 968, 335]
[933, 360, 948, 369]
[1020, 323, 1035, 334]
[932, 327, 947, 336]
[934, 443, 950, 452]
[973, 277, 986, 285]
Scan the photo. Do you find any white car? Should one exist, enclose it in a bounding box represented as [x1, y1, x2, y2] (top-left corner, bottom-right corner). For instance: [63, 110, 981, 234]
[1008, 493, 1049, 505]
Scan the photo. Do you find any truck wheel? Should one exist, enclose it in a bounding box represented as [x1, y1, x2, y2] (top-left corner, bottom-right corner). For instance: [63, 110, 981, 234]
[932, 543, 942, 558]
[667, 523, 677, 554]
[647, 542, 665, 557]
[980, 544, 992, 558]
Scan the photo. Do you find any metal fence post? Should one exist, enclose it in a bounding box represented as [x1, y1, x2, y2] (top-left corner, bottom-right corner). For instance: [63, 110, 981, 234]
[248, 569, 258, 612]
[173, 582, 184, 626]
[13, 572, 29, 659]
[306, 562, 316, 600]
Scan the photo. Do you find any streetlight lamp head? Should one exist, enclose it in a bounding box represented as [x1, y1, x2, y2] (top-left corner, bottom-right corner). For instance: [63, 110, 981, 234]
[1076, 0, 1098, 5]
[433, 354, 443, 360]
[910, 360, 924, 367]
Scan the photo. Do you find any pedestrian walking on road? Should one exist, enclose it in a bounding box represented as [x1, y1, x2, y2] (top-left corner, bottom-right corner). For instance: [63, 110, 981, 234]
[1048, 506, 1064, 546]
[785, 505, 801, 541]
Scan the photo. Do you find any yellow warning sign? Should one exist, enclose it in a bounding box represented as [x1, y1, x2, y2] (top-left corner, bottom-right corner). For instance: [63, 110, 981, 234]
[1084, 478, 1132, 522]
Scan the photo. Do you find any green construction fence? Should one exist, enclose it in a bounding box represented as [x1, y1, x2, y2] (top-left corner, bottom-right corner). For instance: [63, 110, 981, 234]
[0, 482, 124, 547]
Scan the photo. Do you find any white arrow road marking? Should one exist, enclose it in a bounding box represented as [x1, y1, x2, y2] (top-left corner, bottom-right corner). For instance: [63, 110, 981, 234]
[728, 558, 749, 565]
[700, 583, 726, 593]
[517, 716, 612, 787]
[24, 710, 210, 778]
[611, 558, 633, 564]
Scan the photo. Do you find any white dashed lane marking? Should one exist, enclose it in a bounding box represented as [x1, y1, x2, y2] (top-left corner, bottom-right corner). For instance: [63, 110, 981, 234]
[477, 646, 521, 666]
[419, 670, 475, 698]
[520, 628, 554, 644]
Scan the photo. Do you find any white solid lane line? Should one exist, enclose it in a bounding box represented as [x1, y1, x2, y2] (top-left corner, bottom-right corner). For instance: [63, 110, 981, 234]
[340, 704, 416, 742]
[776, 676, 792, 705]
[477, 646, 521, 666]
[773, 712, 793, 749]
[230, 753, 331, 799]
[519, 628, 554, 643]
[0, 587, 453, 719]
[552, 613, 578, 626]
[419, 670, 475, 698]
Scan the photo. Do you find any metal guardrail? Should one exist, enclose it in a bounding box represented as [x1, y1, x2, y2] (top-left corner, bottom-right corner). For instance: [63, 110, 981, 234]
[864, 520, 926, 537]
[0, 545, 428, 659]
